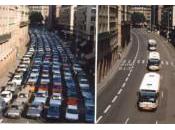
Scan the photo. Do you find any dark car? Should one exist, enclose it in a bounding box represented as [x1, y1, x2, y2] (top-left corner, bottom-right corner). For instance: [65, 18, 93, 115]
[46, 105, 60, 119]
[85, 106, 94, 123]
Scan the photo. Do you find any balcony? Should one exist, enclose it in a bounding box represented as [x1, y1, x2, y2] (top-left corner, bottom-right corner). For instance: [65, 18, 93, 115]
[0, 33, 11, 44]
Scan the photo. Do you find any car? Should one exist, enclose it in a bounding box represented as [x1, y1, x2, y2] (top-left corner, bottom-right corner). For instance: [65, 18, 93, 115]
[53, 78, 62, 86]
[0, 91, 13, 104]
[79, 80, 90, 89]
[16, 92, 30, 105]
[5, 102, 23, 118]
[27, 75, 38, 85]
[12, 74, 23, 86]
[46, 105, 60, 119]
[65, 105, 79, 121]
[84, 99, 94, 108]
[26, 104, 43, 118]
[4, 82, 18, 95]
[85, 106, 94, 123]
[49, 93, 62, 106]
[0, 97, 6, 117]
[40, 77, 50, 85]
[33, 91, 48, 105]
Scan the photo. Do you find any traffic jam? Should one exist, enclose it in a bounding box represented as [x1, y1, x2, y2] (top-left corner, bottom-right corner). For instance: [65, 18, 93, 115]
[0, 29, 94, 123]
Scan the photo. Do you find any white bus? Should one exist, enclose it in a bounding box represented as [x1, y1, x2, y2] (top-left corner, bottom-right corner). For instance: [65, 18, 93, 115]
[137, 72, 160, 111]
[147, 51, 160, 71]
[148, 39, 157, 51]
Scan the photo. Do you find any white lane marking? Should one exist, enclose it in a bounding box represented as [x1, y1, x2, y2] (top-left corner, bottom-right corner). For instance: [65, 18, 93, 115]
[128, 73, 131, 77]
[125, 117, 130, 124]
[130, 69, 133, 73]
[122, 82, 126, 88]
[142, 60, 145, 64]
[117, 89, 123, 95]
[156, 121, 158, 124]
[104, 105, 111, 114]
[131, 31, 140, 62]
[161, 91, 164, 99]
[161, 61, 164, 65]
[166, 61, 169, 65]
[125, 77, 129, 82]
[96, 116, 103, 123]
[112, 95, 118, 103]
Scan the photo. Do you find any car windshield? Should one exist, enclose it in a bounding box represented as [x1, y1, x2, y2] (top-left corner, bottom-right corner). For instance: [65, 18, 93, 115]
[52, 96, 61, 100]
[1, 94, 8, 98]
[139, 90, 157, 103]
[49, 106, 59, 113]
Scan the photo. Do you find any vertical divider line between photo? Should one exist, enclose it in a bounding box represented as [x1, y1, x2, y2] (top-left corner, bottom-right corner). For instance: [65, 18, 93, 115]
[95, 5, 98, 124]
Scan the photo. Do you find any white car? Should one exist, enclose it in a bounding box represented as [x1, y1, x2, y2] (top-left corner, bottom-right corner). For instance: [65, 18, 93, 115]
[12, 74, 23, 86]
[0, 91, 13, 104]
[65, 105, 79, 121]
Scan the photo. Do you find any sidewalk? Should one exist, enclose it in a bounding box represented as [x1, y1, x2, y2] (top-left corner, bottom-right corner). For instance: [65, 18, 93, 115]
[97, 37, 133, 96]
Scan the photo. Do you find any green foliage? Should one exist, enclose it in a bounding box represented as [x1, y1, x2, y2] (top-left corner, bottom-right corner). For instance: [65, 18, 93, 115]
[131, 12, 146, 24]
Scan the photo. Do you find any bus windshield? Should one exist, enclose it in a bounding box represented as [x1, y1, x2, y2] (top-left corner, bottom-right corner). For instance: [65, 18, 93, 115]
[148, 59, 160, 65]
[139, 90, 157, 103]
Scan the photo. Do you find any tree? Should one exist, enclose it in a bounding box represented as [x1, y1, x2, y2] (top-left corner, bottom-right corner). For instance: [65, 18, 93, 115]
[29, 11, 43, 25]
[131, 12, 146, 25]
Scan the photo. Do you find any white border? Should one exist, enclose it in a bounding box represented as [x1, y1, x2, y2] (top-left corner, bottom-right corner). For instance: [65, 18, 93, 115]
[1, 0, 175, 5]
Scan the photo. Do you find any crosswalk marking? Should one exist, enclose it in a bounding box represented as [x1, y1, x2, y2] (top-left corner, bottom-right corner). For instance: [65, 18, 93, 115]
[142, 60, 145, 64]
[119, 59, 175, 71]
[161, 61, 164, 65]
[165, 61, 169, 65]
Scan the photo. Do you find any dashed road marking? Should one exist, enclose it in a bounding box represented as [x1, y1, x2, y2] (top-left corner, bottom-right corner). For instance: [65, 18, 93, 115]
[125, 77, 129, 82]
[117, 89, 123, 95]
[104, 105, 111, 114]
[128, 73, 131, 77]
[122, 82, 126, 88]
[96, 116, 103, 123]
[161, 61, 164, 65]
[166, 61, 169, 65]
[112, 95, 118, 103]
[125, 117, 130, 124]
[161, 91, 164, 99]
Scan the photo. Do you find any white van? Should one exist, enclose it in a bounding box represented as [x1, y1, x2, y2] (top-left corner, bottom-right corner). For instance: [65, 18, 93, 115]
[137, 72, 160, 111]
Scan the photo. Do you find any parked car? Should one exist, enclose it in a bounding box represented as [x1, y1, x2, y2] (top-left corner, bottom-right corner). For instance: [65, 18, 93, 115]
[49, 93, 62, 106]
[85, 106, 94, 123]
[26, 104, 43, 118]
[0, 91, 13, 104]
[46, 105, 60, 119]
[65, 105, 79, 121]
[12, 74, 23, 86]
[5, 102, 23, 118]
[4, 82, 18, 95]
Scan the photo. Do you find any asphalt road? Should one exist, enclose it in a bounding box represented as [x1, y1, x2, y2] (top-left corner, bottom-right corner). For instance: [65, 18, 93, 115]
[97, 28, 175, 124]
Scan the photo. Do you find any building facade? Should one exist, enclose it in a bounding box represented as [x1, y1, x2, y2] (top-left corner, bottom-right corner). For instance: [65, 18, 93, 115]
[0, 5, 29, 78]
[58, 5, 76, 33]
[97, 5, 130, 83]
